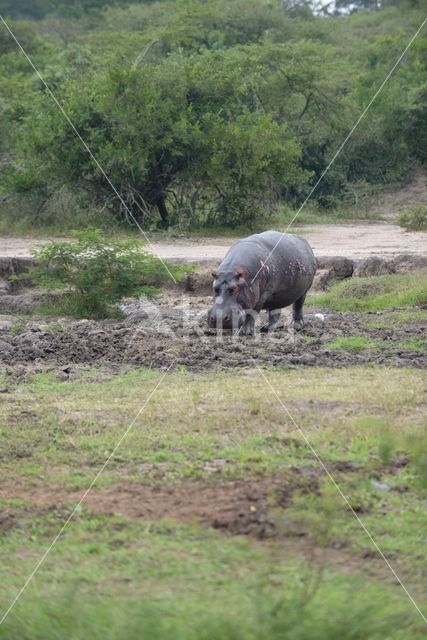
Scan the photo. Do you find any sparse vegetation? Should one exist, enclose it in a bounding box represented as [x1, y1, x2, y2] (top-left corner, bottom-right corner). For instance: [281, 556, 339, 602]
[364, 310, 427, 329]
[397, 204, 427, 232]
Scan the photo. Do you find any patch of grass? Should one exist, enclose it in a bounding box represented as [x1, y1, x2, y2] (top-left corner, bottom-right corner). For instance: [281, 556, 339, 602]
[323, 335, 426, 354]
[0, 367, 425, 479]
[311, 273, 427, 312]
[9, 324, 25, 334]
[274, 200, 379, 227]
[396, 339, 426, 352]
[323, 335, 373, 353]
[364, 310, 427, 329]
[37, 322, 64, 333]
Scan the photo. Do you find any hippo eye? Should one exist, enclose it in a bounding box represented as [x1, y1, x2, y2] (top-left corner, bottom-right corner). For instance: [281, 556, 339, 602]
[214, 287, 220, 295]
[228, 286, 238, 295]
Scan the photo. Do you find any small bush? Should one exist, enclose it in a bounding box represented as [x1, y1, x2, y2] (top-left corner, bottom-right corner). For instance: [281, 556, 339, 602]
[22, 228, 186, 319]
[397, 204, 427, 231]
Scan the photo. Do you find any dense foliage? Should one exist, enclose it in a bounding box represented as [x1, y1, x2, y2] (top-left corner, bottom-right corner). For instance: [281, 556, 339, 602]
[0, 0, 426, 229]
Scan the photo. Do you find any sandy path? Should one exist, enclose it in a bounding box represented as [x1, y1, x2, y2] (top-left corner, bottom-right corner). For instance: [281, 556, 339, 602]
[0, 223, 426, 262]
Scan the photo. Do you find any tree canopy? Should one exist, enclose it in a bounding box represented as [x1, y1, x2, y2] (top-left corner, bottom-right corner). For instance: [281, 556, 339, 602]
[0, 0, 426, 229]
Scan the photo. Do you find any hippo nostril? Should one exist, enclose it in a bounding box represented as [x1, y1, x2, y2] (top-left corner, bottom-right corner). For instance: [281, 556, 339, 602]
[223, 314, 230, 323]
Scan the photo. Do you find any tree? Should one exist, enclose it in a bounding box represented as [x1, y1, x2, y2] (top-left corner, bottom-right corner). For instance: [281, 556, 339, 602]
[5, 45, 304, 228]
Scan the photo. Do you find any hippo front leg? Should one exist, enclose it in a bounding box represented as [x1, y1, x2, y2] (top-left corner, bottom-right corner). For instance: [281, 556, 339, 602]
[239, 311, 257, 335]
[260, 309, 282, 333]
[292, 294, 306, 330]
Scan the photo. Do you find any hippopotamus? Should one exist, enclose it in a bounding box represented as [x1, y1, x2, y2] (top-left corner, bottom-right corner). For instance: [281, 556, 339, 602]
[207, 230, 316, 334]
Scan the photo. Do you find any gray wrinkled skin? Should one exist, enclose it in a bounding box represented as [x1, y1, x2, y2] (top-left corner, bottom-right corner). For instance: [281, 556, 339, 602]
[207, 231, 316, 334]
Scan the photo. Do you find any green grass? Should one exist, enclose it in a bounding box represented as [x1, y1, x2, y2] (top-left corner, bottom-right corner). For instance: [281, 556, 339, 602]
[398, 339, 426, 352]
[1, 367, 425, 479]
[0, 367, 426, 637]
[364, 310, 427, 329]
[311, 273, 427, 312]
[0, 577, 419, 640]
[323, 334, 426, 354]
[275, 204, 378, 227]
[323, 335, 373, 353]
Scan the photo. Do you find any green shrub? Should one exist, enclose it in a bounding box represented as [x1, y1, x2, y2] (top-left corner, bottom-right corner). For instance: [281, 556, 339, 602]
[397, 204, 427, 231]
[21, 228, 185, 319]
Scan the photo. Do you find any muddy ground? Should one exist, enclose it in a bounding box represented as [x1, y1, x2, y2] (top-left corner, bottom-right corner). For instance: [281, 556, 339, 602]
[0, 293, 426, 381]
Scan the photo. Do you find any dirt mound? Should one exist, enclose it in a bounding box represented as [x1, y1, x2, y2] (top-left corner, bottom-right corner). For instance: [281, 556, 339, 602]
[0, 511, 16, 533]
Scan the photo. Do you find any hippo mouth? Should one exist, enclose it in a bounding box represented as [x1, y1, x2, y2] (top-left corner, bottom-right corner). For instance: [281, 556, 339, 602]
[207, 308, 246, 330]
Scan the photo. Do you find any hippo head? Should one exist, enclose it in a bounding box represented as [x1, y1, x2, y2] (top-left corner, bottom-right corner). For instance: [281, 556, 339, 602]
[207, 267, 249, 330]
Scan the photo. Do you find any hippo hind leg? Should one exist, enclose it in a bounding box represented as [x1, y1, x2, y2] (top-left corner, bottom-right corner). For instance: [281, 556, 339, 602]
[260, 309, 282, 333]
[292, 294, 306, 330]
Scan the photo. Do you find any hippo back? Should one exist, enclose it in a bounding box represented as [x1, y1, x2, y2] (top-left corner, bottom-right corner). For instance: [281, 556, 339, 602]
[220, 230, 316, 276]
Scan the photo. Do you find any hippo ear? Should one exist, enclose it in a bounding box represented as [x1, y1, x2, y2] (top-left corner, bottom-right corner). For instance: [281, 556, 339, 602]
[235, 267, 245, 279]
[211, 271, 218, 279]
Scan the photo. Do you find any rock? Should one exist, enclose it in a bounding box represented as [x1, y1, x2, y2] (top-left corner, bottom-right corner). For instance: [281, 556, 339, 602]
[0, 257, 35, 293]
[312, 256, 354, 291]
[371, 480, 391, 491]
[0, 314, 21, 330]
[390, 253, 427, 274]
[0, 315, 20, 323]
[316, 256, 355, 277]
[353, 257, 394, 277]
[291, 353, 316, 365]
[312, 269, 332, 291]
[0, 320, 16, 330]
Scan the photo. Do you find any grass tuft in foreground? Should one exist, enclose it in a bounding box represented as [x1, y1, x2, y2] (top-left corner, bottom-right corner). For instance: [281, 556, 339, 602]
[0, 578, 420, 640]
